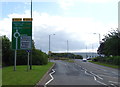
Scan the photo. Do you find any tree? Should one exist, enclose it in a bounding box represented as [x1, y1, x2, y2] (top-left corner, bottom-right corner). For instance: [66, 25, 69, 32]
[97, 30, 120, 56]
[2, 35, 13, 66]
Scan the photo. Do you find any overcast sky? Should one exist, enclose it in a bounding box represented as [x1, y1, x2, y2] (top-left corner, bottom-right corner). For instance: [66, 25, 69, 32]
[0, 0, 118, 53]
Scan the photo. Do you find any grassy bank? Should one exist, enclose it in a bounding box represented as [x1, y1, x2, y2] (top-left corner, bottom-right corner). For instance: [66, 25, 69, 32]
[2, 62, 54, 86]
[89, 61, 119, 69]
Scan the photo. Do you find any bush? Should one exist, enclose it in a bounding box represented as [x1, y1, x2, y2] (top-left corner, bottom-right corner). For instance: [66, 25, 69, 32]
[92, 57, 98, 62]
[92, 56, 120, 65]
[2, 35, 48, 66]
[32, 49, 48, 65]
[113, 56, 120, 65]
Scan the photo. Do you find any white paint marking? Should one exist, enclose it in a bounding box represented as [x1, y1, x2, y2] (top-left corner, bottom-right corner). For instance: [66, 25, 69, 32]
[90, 72, 103, 80]
[100, 75, 117, 79]
[85, 70, 92, 76]
[109, 81, 118, 84]
[111, 84, 117, 87]
[44, 69, 55, 87]
[103, 69, 107, 71]
[94, 76, 107, 85]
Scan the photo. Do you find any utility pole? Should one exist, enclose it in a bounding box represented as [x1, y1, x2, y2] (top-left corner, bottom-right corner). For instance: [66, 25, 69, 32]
[67, 40, 69, 53]
[48, 34, 55, 61]
[67, 40, 69, 59]
[92, 44, 94, 58]
[49, 35, 50, 53]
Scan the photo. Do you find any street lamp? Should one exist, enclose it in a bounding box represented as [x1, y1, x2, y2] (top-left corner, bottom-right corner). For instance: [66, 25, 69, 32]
[93, 33, 101, 57]
[48, 34, 55, 61]
[67, 40, 69, 53]
[93, 33, 101, 44]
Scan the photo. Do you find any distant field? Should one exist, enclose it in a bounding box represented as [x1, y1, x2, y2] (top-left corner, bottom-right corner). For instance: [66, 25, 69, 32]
[89, 61, 119, 69]
[2, 62, 54, 86]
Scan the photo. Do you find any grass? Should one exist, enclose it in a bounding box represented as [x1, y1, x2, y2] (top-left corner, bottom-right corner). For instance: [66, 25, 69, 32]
[89, 61, 119, 69]
[2, 62, 54, 86]
[0, 69, 2, 86]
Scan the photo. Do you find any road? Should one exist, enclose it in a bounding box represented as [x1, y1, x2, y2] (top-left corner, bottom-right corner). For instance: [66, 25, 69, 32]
[43, 59, 119, 87]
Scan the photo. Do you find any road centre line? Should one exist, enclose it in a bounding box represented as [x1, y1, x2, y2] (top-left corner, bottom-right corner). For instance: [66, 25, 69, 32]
[44, 69, 55, 87]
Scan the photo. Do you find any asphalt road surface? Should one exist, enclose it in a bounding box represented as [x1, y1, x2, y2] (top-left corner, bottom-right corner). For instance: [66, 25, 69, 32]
[43, 59, 120, 87]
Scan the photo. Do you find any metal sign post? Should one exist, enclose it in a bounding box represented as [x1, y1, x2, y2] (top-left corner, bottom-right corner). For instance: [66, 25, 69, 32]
[12, 18, 22, 71]
[14, 50, 17, 71]
[27, 50, 30, 71]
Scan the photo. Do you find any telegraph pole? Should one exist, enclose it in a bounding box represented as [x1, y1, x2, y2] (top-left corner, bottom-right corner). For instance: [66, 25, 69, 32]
[67, 40, 69, 59]
[67, 40, 69, 53]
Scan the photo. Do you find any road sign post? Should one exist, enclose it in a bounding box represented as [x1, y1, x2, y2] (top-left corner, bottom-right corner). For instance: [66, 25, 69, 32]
[27, 51, 30, 71]
[12, 18, 32, 71]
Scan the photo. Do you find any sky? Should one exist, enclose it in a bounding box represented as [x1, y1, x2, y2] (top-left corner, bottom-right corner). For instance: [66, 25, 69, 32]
[0, 0, 119, 53]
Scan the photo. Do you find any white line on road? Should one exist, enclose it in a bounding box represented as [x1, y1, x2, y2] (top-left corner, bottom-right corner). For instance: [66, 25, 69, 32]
[99, 75, 117, 79]
[85, 70, 93, 76]
[84, 70, 107, 85]
[90, 72, 103, 80]
[44, 69, 55, 87]
[109, 81, 118, 84]
[94, 76, 107, 85]
[110, 84, 118, 87]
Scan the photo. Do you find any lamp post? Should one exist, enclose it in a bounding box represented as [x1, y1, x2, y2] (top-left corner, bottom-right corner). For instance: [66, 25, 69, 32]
[67, 40, 69, 59]
[93, 33, 101, 57]
[67, 40, 69, 53]
[48, 34, 55, 61]
[93, 33, 101, 44]
[30, 0, 32, 70]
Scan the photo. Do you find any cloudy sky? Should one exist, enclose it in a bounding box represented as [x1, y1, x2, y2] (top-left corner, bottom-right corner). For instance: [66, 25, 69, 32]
[0, 0, 119, 53]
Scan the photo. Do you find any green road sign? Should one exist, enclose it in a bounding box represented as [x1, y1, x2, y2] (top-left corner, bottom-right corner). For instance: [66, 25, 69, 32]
[12, 18, 32, 50]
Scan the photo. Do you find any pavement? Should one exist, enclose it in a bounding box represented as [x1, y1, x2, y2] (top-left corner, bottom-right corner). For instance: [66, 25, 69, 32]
[37, 59, 120, 87]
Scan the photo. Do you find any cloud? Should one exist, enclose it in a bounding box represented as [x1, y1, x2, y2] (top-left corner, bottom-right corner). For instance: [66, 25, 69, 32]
[79, 0, 117, 3]
[57, 0, 75, 10]
[57, 0, 119, 10]
[0, 10, 117, 53]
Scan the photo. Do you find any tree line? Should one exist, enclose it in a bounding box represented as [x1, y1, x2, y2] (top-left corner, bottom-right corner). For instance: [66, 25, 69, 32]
[93, 30, 120, 65]
[1, 35, 48, 66]
[51, 53, 83, 59]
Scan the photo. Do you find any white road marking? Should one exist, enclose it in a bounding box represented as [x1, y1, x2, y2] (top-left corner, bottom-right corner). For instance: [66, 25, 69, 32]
[103, 69, 107, 71]
[44, 69, 55, 87]
[110, 84, 118, 87]
[99, 75, 117, 79]
[90, 72, 103, 80]
[85, 70, 93, 76]
[109, 81, 118, 84]
[94, 76, 107, 85]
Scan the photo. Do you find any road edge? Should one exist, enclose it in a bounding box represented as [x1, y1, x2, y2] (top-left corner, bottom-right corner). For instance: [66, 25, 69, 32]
[35, 62, 56, 86]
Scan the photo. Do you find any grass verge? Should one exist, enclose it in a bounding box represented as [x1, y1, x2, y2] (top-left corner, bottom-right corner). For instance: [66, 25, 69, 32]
[2, 62, 54, 86]
[89, 61, 119, 69]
